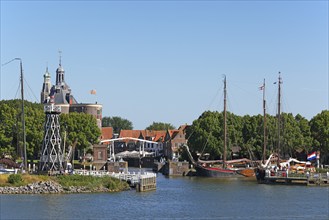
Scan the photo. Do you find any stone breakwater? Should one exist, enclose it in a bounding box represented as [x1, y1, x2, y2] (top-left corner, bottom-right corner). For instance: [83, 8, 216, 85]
[0, 181, 111, 194]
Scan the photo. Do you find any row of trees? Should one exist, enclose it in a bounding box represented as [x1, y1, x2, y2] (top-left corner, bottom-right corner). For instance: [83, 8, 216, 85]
[185, 110, 329, 164]
[1, 99, 328, 163]
[102, 116, 175, 133]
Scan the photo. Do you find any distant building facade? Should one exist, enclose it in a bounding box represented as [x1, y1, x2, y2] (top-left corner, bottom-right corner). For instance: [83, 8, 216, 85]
[113, 125, 189, 159]
[40, 58, 102, 128]
[163, 125, 189, 160]
[118, 130, 166, 157]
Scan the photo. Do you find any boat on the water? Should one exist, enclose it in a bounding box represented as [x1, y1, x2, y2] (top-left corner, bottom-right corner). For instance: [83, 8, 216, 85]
[195, 158, 255, 177]
[255, 73, 315, 183]
[185, 76, 256, 178]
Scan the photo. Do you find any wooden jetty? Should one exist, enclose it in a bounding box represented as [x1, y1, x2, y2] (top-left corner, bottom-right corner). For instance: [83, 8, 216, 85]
[264, 171, 329, 186]
[74, 169, 157, 192]
[307, 173, 329, 186]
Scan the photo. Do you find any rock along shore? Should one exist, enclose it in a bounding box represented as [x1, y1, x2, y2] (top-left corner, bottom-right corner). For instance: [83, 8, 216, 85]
[0, 181, 112, 194]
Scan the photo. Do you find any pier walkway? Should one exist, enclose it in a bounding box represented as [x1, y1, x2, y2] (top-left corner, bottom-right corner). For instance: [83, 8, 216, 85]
[265, 171, 329, 186]
[74, 169, 157, 191]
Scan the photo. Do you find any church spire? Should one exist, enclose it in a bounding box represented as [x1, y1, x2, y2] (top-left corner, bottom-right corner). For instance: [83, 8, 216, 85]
[41, 65, 52, 103]
[59, 50, 62, 66]
[56, 50, 65, 86]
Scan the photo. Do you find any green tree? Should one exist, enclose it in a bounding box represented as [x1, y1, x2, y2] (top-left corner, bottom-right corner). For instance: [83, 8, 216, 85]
[242, 114, 264, 160]
[310, 110, 329, 164]
[280, 113, 304, 157]
[0, 102, 18, 157]
[146, 122, 175, 131]
[60, 112, 101, 151]
[0, 100, 44, 160]
[102, 116, 133, 134]
[186, 111, 242, 160]
[24, 103, 44, 160]
[294, 114, 313, 153]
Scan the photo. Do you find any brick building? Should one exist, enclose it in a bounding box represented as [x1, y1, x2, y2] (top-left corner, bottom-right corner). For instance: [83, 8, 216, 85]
[40, 56, 102, 129]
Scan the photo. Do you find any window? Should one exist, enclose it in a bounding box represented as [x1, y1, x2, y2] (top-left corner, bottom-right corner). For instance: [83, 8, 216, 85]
[98, 151, 103, 160]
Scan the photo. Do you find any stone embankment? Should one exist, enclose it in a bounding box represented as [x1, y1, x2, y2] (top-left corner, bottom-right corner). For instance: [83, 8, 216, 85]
[0, 181, 110, 194]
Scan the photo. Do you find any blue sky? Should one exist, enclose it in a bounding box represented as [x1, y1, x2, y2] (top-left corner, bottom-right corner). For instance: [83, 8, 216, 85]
[1, 1, 328, 129]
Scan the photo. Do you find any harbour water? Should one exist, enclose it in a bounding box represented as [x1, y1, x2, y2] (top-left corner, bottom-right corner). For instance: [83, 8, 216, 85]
[1, 173, 328, 220]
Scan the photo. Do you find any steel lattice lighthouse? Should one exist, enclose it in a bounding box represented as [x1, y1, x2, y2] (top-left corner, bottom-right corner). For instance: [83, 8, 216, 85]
[39, 104, 64, 173]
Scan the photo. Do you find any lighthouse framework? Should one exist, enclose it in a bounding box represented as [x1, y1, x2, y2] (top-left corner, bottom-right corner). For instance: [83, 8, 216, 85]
[39, 104, 64, 173]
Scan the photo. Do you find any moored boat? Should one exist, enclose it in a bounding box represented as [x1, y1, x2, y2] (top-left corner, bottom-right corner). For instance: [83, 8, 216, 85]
[185, 76, 256, 178]
[255, 73, 316, 184]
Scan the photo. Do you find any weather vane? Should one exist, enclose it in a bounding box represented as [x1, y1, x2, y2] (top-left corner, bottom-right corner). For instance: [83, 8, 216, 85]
[58, 50, 62, 66]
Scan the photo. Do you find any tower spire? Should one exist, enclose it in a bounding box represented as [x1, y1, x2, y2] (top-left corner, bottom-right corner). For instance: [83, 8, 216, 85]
[56, 50, 65, 86]
[59, 50, 62, 66]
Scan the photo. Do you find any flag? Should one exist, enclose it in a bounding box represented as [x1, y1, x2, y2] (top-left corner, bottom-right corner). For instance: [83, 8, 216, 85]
[90, 89, 96, 95]
[259, 85, 264, 90]
[307, 152, 316, 161]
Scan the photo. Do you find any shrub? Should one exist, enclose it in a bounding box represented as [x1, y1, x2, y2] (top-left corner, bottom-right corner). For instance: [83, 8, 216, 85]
[106, 180, 117, 189]
[8, 174, 22, 184]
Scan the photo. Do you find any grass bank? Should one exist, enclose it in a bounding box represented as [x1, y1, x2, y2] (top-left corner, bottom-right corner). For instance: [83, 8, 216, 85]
[0, 174, 130, 192]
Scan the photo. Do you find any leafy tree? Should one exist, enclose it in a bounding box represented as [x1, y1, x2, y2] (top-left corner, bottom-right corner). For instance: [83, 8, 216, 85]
[102, 116, 133, 134]
[0, 102, 18, 157]
[60, 112, 101, 151]
[279, 113, 305, 158]
[186, 111, 221, 159]
[294, 114, 313, 153]
[242, 114, 264, 160]
[0, 100, 44, 160]
[146, 122, 175, 131]
[310, 110, 329, 164]
[186, 111, 243, 160]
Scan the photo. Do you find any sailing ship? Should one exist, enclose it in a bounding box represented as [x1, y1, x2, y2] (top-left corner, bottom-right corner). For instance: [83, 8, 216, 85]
[185, 76, 256, 177]
[255, 77, 269, 182]
[255, 73, 284, 182]
[255, 73, 315, 183]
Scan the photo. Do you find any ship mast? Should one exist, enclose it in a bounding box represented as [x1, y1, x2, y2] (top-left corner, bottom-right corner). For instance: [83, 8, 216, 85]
[277, 72, 282, 166]
[262, 79, 267, 164]
[20, 59, 27, 170]
[2, 58, 27, 170]
[223, 75, 227, 168]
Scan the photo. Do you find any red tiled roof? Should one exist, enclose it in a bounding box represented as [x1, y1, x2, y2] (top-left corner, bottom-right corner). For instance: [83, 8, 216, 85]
[168, 130, 179, 139]
[153, 131, 166, 142]
[119, 130, 143, 139]
[178, 124, 189, 132]
[119, 130, 167, 142]
[101, 127, 113, 143]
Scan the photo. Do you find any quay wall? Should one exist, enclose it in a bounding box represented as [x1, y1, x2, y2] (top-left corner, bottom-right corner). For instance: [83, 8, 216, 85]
[163, 161, 190, 176]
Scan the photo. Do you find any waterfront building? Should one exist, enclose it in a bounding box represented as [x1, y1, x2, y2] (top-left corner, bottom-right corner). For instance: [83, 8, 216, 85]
[118, 130, 165, 157]
[116, 125, 189, 159]
[101, 127, 114, 145]
[163, 125, 189, 160]
[40, 57, 102, 129]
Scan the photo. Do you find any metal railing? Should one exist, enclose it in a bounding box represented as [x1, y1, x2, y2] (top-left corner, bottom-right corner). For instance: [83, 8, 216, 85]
[74, 169, 157, 185]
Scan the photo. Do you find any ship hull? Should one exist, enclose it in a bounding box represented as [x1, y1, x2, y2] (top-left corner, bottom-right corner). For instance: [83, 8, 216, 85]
[255, 167, 266, 183]
[195, 165, 241, 178]
[236, 168, 256, 177]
